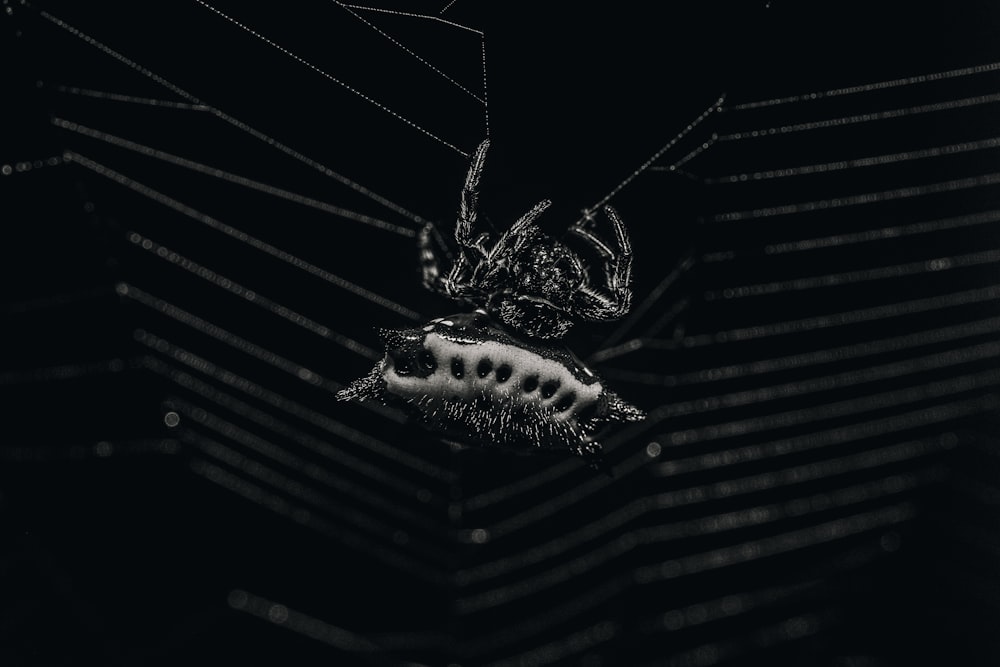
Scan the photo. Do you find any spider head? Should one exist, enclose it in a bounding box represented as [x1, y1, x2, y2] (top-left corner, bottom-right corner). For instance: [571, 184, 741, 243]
[420, 140, 633, 341]
[491, 239, 582, 339]
[511, 241, 582, 302]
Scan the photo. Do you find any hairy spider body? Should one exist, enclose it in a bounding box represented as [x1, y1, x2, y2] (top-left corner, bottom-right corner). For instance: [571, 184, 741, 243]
[338, 140, 643, 462]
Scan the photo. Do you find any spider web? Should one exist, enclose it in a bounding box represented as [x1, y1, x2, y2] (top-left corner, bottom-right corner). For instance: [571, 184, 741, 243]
[2, 2, 1000, 666]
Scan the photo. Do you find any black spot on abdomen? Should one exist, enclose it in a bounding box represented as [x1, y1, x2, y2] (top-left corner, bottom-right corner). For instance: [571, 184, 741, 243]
[541, 380, 560, 398]
[418, 349, 437, 373]
[496, 364, 512, 383]
[555, 392, 576, 412]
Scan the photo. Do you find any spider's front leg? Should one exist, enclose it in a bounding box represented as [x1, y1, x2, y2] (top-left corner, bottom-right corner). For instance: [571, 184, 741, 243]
[454, 140, 555, 294]
[485, 199, 551, 263]
[570, 205, 634, 321]
[419, 139, 496, 304]
[455, 139, 493, 257]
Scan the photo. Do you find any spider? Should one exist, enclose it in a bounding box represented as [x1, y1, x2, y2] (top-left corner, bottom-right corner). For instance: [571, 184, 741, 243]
[338, 140, 644, 463]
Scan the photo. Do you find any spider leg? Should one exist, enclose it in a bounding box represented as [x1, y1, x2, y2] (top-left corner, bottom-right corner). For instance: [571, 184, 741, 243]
[418, 222, 456, 295]
[566, 204, 624, 262]
[420, 219, 486, 303]
[570, 205, 634, 321]
[456, 140, 552, 282]
[485, 199, 551, 262]
[456, 139, 493, 257]
[443, 252, 482, 301]
[419, 139, 494, 305]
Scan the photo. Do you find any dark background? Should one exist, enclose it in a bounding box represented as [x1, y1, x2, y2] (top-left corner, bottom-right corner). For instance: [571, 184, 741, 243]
[3, 1, 1000, 665]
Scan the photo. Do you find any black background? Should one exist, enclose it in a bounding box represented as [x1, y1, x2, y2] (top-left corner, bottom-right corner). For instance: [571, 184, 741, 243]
[3, 1, 1000, 665]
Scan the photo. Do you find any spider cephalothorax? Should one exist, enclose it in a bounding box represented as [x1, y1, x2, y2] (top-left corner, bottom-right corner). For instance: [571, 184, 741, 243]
[418, 139, 634, 340]
[338, 140, 643, 464]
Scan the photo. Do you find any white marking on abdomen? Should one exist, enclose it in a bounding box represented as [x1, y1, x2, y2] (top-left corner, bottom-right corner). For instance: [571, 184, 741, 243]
[384, 333, 601, 423]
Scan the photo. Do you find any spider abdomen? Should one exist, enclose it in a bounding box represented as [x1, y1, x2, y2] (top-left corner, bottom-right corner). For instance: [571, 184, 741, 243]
[386, 334, 602, 426]
[336, 312, 644, 459]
